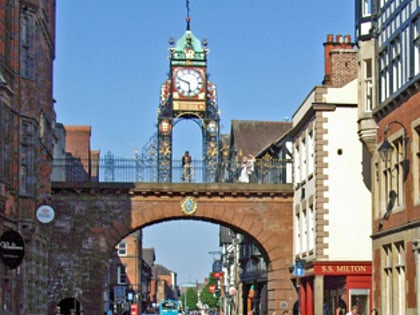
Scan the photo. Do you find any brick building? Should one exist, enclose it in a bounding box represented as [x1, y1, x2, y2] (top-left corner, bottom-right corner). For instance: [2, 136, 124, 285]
[0, 1, 56, 314]
[110, 231, 143, 314]
[356, 1, 420, 314]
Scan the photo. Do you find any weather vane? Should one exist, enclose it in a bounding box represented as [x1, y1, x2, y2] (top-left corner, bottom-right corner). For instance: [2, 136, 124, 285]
[186, 0, 191, 30]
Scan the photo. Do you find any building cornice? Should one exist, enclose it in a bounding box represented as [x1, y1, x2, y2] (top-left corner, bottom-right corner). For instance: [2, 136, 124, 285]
[373, 75, 420, 121]
[51, 182, 294, 199]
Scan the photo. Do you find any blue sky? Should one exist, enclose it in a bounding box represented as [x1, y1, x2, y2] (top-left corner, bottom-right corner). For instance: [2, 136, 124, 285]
[54, 1, 354, 285]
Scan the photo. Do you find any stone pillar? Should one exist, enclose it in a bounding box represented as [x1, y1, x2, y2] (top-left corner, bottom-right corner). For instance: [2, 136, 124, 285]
[313, 275, 324, 315]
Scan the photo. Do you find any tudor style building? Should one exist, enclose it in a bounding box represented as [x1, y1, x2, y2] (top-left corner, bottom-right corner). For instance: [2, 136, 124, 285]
[356, 1, 420, 314]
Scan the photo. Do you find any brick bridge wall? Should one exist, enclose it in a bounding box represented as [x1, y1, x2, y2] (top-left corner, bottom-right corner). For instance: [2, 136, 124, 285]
[48, 182, 296, 315]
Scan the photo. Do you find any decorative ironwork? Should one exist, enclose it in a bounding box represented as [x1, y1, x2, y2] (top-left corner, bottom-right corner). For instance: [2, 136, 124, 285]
[51, 156, 292, 184]
[156, 14, 220, 183]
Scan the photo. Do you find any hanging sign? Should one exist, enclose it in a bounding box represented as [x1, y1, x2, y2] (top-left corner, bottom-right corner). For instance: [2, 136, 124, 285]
[293, 259, 305, 276]
[0, 230, 25, 269]
[36, 205, 55, 223]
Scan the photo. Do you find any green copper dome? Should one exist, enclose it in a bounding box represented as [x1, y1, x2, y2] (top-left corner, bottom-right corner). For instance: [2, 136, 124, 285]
[170, 27, 208, 64]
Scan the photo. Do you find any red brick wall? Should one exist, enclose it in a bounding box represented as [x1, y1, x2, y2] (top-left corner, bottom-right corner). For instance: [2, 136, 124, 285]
[64, 125, 92, 160]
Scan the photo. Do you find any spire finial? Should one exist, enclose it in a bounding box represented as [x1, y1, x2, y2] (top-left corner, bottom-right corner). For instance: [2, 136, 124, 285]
[186, 0, 191, 30]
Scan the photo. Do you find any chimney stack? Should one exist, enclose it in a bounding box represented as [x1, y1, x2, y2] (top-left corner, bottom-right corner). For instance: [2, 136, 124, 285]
[323, 34, 356, 87]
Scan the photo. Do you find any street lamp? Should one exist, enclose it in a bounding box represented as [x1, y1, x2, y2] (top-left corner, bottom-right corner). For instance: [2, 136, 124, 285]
[378, 120, 409, 176]
[377, 120, 409, 228]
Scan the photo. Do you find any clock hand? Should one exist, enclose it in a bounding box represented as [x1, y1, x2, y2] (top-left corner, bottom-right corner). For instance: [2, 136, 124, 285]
[178, 78, 191, 92]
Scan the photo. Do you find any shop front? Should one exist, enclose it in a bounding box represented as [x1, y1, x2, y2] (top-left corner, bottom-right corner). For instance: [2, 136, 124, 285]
[295, 261, 371, 315]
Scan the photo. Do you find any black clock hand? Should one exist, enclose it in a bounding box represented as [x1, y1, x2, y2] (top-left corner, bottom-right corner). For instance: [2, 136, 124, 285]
[178, 77, 191, 90]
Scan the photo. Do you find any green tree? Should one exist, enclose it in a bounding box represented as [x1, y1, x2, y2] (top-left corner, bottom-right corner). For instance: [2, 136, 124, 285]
[181, 287, 199, 311]
[200, 274, 219, 309]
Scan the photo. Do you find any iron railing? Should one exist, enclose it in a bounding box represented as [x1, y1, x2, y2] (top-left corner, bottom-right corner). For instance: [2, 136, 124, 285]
[51, 156, 293, 184]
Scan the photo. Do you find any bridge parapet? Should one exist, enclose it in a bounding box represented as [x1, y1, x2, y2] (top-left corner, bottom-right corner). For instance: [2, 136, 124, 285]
[51, 157, 293, 184]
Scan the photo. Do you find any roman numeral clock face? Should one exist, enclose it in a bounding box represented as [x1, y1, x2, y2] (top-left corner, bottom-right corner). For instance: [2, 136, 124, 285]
[174, 68, 204, 97]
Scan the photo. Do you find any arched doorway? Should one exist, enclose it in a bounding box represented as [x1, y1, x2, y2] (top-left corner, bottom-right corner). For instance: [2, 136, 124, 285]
[57, 297, 81, 315]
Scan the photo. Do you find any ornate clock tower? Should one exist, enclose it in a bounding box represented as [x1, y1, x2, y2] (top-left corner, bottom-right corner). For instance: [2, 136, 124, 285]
[157, 9, 220, 183]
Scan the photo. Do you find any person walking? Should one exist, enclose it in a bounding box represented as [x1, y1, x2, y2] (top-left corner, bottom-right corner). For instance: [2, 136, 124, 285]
[182, 151, 193, 182]
[346, 305, 359, 315]
[246, 154, 256, 182]
[238, 156, 249, 183]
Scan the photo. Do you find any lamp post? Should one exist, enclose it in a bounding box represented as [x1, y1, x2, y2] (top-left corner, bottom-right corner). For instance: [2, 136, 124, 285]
[377, 120, 409, 228]
[378, 120, 409, 174]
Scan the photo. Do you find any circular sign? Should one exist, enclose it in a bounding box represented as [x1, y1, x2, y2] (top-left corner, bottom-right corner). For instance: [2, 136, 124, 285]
[36, 205, 55, 223]
[0, 230, 25, 269]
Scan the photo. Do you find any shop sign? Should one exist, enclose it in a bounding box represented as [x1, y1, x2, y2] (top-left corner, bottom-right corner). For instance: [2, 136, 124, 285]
[36, 205, 55, 223]
[212, 272, 223, 279]
[314, 262, 371, 275]
[0, 230, 25, 269]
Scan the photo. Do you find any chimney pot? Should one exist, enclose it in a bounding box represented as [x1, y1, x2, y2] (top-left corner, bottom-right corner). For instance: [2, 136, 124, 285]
[327, 34, 334, 43]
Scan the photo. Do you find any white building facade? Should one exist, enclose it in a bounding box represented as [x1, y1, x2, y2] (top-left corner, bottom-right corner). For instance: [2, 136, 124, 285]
[291, 35, 372, 315]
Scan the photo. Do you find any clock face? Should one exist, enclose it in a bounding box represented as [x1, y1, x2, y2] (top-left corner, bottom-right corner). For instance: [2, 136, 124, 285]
[174, 68, 204, 97]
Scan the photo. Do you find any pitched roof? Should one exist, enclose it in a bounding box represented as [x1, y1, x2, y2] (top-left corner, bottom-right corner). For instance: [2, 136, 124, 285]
[153, 264, 174, 276]
[231, 120, 292, 157]
[142, 248, 156, 267]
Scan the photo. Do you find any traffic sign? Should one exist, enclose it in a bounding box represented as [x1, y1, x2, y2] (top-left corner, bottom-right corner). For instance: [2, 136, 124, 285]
[113, 286, 126, 304]
[212, 260, 222, 272]
[293, 259, 305, 276]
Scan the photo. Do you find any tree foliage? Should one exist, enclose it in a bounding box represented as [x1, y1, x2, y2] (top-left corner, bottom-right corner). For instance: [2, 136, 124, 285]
[181, 287, 199, 311]
[199, 273, 219, 309]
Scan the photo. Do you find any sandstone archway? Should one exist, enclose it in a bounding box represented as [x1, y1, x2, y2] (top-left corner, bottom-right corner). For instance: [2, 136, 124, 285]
[48, 182, 296, 315]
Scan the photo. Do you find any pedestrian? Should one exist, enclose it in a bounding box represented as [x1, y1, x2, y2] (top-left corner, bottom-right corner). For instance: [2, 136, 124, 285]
[370, 308, 379, 315]
[182, 150, 192, 182]
[335, 296, 346, 315]
[238, 156, 249, 183]
[346, 305, 359, 315]
[246, 154, 256, 182]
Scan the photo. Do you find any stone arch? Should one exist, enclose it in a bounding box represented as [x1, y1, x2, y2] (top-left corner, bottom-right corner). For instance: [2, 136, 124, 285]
[49, 182, 297, 315]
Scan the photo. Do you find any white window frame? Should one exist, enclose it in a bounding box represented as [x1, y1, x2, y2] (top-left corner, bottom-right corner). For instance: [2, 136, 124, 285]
[117, 264, 127, 285]
[117, 241, 127, 257]
[414, 17, 420, 75]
